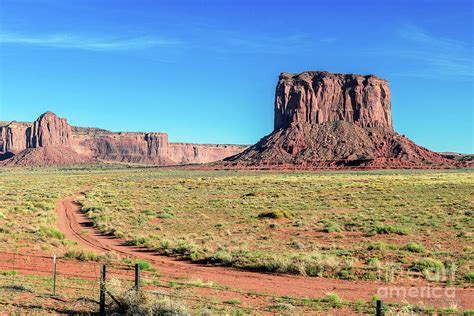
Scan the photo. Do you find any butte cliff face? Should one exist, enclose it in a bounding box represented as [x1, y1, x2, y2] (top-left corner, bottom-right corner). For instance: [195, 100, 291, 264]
[28, 111, 72, 148]
[226, 71, 453, 169]
[274, 72, 392, 130]
[0, 112, 246, 166]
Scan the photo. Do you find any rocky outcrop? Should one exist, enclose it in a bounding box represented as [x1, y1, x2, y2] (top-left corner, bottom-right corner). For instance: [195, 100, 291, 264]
[168, 143, 246, 165]
[274, 71, 392, 130]
[0, 122, 30, 153]
[0, 112, 72, 152]
[225, 70, 456, 169]
[72, 129, 172, 164]
[28, 111, 72, 148]
[71, 127, 245, 165]
[1, 112, 246, 166]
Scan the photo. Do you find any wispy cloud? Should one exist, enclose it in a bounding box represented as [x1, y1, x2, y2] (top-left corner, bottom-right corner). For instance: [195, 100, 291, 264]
[0, 32, 182, 51]
[398, 24, 466, 51]
[393, 24, 472, 78]
[202, 31, 334, 55]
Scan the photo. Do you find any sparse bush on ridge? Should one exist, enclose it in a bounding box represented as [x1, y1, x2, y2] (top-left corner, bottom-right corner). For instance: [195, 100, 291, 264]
[324, 293, 342, 307]
[411, 258, 444, 272]
[321, 220, 342, 233]
[64, 248, 98, 261]
[366, 257, 381, 267]
[39, 225, 64, 240]
[135, 260, 153, 271]
[464, 272, 474, 283]
[258, 210, 293, 219]
[374, 224, 410, 235]
[404, 242, 424, 253]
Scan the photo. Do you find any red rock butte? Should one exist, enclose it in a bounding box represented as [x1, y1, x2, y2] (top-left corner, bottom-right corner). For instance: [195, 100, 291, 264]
[224, 70, 458, 169]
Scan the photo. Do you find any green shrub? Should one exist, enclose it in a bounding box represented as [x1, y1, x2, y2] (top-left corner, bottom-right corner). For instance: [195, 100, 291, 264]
[258, 210, 293, 219]
[64, 249, 98, 261]
[223, 298, 241, 305]
[172, 240, 201, 260]
[0, 270, 17, 276]
[367, 241, 388, 251]
[211, 250, 233, 265]
[39, 226, 64, 240]
[338, 269, 351, 279]
[464, 272, 474, 283]
[131, 236, 149, 246]
[374, 224, 410, 235]
[83, 205, 103, 212]
[157, 212, 174, 219]
[411, 258, 444, 272]
[135, 260, 152, 271]
[404, 242, 424, 253]
[323, 222, 342, 233]
[367, 257, 381, 267]
[324, 293, 342, 307]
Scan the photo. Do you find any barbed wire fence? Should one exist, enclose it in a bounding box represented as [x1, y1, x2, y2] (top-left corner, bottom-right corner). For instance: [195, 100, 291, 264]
[0, 251, 390, 315]
[0, 251, 270, 314]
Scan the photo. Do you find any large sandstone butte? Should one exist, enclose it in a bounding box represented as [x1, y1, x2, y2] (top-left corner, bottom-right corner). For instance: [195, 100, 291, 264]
[0, 112, 246, 166]
[225, 71, 455, 169]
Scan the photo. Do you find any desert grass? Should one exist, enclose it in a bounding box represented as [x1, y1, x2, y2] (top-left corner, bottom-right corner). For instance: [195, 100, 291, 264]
[0, 167, 472, 285]
[75, 168, 473, 284]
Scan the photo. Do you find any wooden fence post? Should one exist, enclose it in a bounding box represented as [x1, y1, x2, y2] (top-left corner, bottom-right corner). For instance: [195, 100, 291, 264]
[100, 265, 106, 316]
[135, 263, 140, 291]
[52, 255, 57, 296]
[376, 299, 383, 316]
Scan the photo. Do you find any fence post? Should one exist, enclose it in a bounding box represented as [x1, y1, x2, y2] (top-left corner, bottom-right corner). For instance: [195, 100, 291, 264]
[376, 299, 383, 316]
[135, 263, 140, 291]
[52, 255, 57, 296]
[100, 265, 106, 316]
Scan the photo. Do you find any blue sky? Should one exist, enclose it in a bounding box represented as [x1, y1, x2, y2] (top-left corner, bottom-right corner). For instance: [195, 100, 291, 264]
[0, 0, 472, 152]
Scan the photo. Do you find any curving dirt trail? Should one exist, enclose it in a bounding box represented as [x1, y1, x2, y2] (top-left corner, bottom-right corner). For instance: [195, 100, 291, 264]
[55, 191, 474, 309]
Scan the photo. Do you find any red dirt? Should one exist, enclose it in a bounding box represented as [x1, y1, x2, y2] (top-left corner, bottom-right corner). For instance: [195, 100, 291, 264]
[52, 192, 474, 310]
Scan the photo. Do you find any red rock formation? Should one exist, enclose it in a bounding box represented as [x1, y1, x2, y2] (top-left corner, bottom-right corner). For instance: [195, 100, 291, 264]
[225, 70, 456, 169]
[168, 143, 246, 165]
[1, 112, 246, 166]
[71, 127, 245, 165]
[274, 71, 392, 130]
[71, 129, 170, 163]
[0, 122, 30, 153]
[27, 111, 72, 148]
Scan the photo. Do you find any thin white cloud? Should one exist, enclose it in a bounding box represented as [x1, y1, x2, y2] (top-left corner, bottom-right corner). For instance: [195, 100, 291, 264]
[203, 31, 333, 55]
[398, 24, 466, 51]
[0, 32, 182, 51]
[394, 24, 472, 77]
[364, 24, 472, 78]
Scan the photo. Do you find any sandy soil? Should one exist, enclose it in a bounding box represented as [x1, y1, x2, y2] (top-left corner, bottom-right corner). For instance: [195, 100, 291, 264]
[51, 191, 474, 311]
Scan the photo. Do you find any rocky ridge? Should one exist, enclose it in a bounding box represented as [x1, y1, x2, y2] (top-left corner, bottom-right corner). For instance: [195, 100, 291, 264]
[0, 112, 246, 166]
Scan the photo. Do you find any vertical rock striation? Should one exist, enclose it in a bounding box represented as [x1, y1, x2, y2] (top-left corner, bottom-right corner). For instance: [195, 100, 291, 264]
[28, 111, 72, 148]
[226, 70, 453, 169]
[274, 71, 392, 130]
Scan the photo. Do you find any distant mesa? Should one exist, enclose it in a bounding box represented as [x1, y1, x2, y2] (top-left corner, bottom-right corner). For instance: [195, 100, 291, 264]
[0, 112, 246, 166]
[224, 70, 463, 169]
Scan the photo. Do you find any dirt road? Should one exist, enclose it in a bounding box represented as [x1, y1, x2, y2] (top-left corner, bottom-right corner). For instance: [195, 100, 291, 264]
[55, 191, 473, 310]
